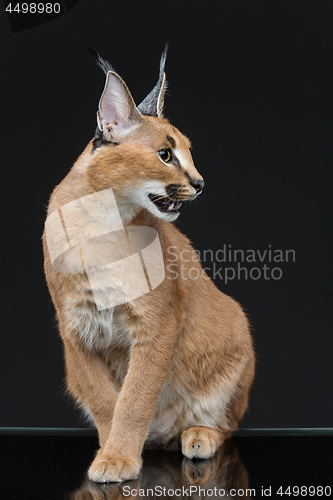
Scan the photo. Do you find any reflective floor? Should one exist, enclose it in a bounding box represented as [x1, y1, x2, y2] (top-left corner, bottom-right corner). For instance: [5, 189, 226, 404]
[0, 433, 332, 499]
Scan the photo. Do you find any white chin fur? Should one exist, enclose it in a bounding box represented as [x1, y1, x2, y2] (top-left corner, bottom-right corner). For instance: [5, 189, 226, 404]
[150, 205, 180, 222]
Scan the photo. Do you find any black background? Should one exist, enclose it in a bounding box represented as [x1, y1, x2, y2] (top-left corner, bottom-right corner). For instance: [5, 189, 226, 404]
[0, 0, 332, 429]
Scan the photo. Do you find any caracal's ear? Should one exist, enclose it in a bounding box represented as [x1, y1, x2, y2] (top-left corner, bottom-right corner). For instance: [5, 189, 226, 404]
[97, 71, 144, 142]
[137, 44, 168, 118]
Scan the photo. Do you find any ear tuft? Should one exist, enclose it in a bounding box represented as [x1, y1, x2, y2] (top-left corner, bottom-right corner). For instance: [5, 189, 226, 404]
[137, 44, 169, 118]
[87, 47, 116, 74]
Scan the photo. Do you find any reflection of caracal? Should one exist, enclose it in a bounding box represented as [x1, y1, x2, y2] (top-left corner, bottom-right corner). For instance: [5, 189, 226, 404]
[43, 47, 255, 483]
[71, 440, 252, 500]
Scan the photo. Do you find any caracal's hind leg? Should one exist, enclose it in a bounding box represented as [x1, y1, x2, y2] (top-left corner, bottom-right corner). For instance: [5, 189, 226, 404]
[181, 426, 231, 459]
[181, 350, 256, 460]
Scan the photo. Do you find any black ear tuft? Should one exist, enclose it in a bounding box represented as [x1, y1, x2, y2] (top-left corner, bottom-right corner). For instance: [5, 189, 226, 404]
[87, 46, 116, 74]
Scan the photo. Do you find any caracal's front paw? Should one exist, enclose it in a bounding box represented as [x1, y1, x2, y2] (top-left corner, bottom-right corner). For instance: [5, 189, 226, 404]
[181, 426, 223, 459]
[88, 449, 141, 483]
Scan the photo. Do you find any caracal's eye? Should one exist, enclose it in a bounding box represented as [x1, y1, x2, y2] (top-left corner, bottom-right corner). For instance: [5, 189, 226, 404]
[158, 149, 171, 163]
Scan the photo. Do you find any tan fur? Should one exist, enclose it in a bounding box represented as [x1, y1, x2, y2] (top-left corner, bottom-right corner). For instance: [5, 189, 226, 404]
[43, 74, 255, 483]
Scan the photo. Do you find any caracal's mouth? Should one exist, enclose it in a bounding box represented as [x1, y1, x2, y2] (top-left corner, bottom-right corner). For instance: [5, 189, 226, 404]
[148, 194, 183, 214]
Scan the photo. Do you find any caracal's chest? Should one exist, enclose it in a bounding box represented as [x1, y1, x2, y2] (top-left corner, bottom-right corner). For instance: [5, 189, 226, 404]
[65, 301, 132, 390]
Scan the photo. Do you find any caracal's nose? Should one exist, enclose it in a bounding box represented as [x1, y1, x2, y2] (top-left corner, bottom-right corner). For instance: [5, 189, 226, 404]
[190, 178, 205, 193]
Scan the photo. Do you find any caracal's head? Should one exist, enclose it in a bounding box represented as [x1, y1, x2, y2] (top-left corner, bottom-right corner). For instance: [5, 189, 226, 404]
[87, 47, 204, 222]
